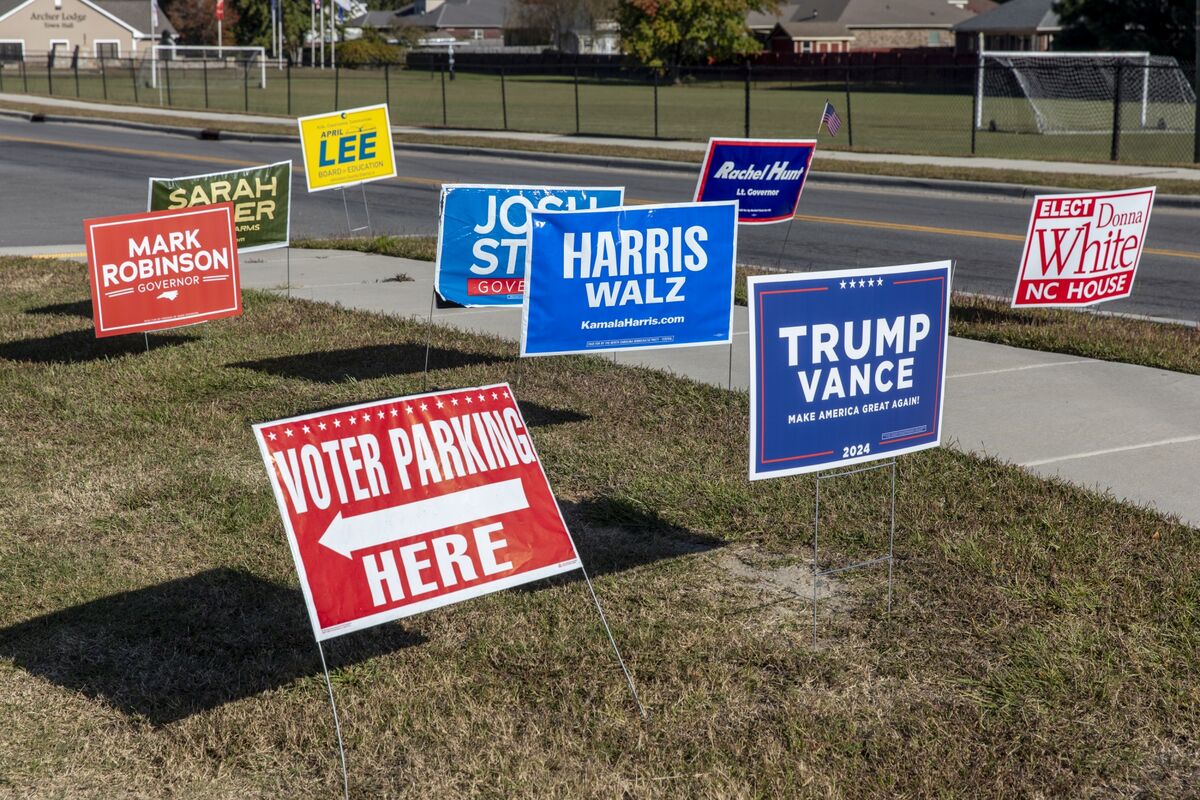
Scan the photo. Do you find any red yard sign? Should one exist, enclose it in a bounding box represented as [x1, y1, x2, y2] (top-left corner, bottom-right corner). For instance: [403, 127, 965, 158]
[253, 384, 581, 640]
[84, 204, 242, 337]
[1012, 187, 1155, 308]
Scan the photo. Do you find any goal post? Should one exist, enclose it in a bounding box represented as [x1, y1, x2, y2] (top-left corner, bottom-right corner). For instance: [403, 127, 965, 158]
[144, 45, 267, 90]
[975, 50, 1196, 135]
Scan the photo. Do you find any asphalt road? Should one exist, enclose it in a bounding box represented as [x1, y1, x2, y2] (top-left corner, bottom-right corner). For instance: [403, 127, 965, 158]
[2, 117, 1197, 322]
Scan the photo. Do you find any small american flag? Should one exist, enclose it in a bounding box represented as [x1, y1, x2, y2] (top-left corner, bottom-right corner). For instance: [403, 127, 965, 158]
[821, 102, 842, 136]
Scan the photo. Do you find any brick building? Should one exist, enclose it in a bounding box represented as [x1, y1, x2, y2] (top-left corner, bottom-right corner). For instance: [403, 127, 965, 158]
[953, 0, 1061, 54]
[754, 0, 996, 55]
[350, 0, 508, 45]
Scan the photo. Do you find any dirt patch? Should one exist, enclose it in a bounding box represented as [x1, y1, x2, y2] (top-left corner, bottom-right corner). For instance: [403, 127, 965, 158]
[715, 545, 852, 618]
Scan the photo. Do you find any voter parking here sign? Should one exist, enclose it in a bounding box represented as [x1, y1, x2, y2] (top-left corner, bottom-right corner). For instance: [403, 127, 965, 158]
[84, 204, 242, 337]
[253, 384, 580, 640]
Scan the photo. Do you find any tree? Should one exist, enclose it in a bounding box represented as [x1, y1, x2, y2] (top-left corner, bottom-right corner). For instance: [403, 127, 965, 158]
[511, 0, 616, 49]
[615, 0, 772, 69]
[1053, 0, 1195, 62]
[227, 0, 328, 61]
[163, 0, 239, 45]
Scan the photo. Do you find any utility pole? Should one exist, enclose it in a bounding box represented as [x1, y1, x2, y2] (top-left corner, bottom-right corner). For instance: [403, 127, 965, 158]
[1194, 0, 1199, 162]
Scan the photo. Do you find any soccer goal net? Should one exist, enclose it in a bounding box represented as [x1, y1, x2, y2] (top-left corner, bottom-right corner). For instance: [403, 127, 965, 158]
[140, 45, 267, 90]
[975, 51, 1196, 135]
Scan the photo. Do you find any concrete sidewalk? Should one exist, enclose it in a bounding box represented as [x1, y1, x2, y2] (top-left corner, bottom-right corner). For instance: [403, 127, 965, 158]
[5, 92, 1200, 183]
[235, 247, 1200, 528]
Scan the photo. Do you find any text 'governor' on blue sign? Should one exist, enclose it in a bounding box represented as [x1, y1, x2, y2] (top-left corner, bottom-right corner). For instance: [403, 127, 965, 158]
[693, 138, 817, 224]
[748, 261, 952, 481]
[434, 185, 625, 307]
[521, 201, 738, 357]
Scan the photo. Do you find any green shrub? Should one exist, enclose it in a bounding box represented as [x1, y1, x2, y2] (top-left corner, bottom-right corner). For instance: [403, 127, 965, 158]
[338, 38, 404, 68]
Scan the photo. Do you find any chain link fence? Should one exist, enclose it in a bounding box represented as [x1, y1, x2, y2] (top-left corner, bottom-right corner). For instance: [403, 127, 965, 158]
[2, 51, 1196, 165]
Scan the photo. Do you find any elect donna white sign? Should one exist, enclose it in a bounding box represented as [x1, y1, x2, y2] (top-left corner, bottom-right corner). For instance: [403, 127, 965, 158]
[435, 185, 625, 307]
[748, 262, 951, 480]
[521, 201, 737, 357]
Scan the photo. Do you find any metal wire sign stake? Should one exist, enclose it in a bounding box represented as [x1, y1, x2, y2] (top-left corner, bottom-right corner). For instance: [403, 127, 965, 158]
[745, 262, 952, 643]
[316, 639, 351, 800]
[341, 182, 373, 237]
[811, 459, 897, 643]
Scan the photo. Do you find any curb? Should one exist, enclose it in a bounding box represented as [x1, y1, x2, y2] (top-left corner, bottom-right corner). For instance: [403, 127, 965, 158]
[4, 107, 1200, 209]
[383, 140, 1200, 209]
[0, 107, 300, 143]
[389, 139, 703, 174]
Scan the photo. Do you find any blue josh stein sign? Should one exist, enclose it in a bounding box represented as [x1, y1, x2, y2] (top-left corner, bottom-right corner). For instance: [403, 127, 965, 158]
[435, 184, 625, 307]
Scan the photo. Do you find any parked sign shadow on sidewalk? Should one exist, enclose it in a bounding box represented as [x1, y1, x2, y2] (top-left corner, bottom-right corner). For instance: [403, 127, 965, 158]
[0, 568, 425, 726]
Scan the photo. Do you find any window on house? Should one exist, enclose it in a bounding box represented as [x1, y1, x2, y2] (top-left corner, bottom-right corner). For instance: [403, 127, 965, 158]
[471, 28, 482, 40]
[96, 41, 119, 59]
[801, 40, 812, 53]
[0, 42, 23, 62]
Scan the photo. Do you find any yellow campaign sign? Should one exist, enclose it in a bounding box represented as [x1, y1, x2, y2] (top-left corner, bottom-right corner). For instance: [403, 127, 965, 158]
[297, 104, 396, 192]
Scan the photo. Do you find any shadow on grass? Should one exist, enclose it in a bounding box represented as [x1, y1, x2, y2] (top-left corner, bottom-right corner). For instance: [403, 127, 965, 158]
[229, 343, 506, 383]
[25, 299, 93, 319]
[0, 329, 195, 364]
[557, 495, 724, 579]
[0, 568, 425, 726]
[268, 395, 589, 430]
[517, 400, 589, 428]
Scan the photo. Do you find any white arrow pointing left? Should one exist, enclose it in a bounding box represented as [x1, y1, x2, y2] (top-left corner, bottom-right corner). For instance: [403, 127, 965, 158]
[317, 478, 530, 559]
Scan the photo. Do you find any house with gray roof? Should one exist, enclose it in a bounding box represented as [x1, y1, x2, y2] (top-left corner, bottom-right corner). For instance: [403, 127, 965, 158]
[953, 0, 1061, 53]
[0, 0, 174, 61]
[350, 0, 510, 45]
[757, 0, 995, 54]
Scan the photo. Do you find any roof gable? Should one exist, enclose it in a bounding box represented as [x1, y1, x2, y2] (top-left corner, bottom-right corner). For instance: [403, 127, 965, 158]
[841, 0, 983, 27]
[388, 0, 508, 29]
[94, 0, 176, 35]
[752, 0, 994, 35]
[955, 0, 1059, 33]
[0, 0, 175, 34]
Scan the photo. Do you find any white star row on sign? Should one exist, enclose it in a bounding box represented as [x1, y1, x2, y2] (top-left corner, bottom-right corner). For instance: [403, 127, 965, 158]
[265, 389, 516, 443]
[838, 278, 882, 289]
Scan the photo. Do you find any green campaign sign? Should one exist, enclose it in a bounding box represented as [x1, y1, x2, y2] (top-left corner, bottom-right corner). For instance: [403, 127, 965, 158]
[148, 161, 292, 253]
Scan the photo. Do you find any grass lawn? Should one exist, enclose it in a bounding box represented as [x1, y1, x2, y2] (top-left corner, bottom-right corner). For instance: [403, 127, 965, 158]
[6, 95, 1200, 196]
[731, 266, 1200, 375]
[0, 255, 1196, 797]
[295, 235, 1200, 376]
[5, 64, 1195, 165]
